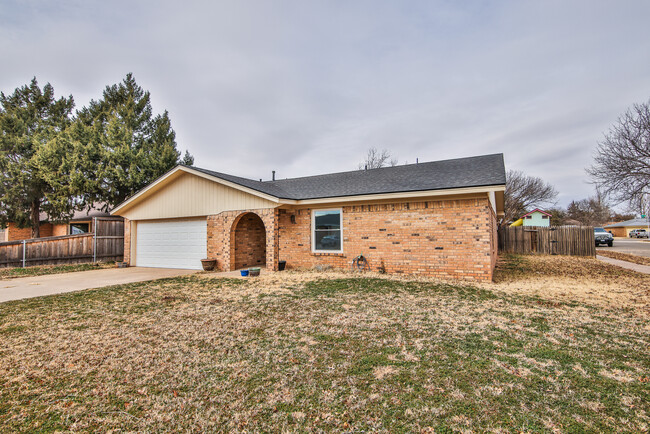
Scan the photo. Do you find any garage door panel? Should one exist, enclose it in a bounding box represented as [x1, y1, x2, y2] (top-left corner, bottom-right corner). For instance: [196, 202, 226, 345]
[136, 219, 207, 270]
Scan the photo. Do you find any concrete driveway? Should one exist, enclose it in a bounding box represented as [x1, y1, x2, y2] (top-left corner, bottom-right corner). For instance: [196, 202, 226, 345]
[0, 267, 197, 303]
[597, 238, 650, 258]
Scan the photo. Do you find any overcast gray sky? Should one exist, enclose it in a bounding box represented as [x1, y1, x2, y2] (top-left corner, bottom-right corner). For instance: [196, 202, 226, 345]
[2, 0, 649, 207]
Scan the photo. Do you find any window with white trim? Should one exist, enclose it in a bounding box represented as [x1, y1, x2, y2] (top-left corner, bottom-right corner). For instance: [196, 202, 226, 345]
[0, 227, 5, 242]
[312, 209, 342, 253]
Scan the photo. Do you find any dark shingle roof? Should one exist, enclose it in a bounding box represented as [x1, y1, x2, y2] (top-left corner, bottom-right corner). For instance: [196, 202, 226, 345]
[190, 153, 505, 200]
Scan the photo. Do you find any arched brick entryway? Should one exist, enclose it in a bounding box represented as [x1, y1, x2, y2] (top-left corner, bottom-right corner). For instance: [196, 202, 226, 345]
[230, 212, 267, 270]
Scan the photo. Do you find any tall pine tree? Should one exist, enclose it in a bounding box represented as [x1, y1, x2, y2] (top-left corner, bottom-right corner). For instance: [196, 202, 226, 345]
[78, 73, 191, 209]
[0, 78, 77, 238]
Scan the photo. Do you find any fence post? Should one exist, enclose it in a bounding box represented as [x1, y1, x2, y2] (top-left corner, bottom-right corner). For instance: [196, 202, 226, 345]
[22, 240, 26, 268]
[93, 217, 97, 263]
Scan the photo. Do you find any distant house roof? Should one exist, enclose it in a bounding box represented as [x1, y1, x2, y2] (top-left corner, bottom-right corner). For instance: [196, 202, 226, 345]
[39, 204, 111, 223]
[69, 206, 111, 221]
[520, 208, 552, 219]
[189, 153, 506, 200]
[604, 218, 650, 228]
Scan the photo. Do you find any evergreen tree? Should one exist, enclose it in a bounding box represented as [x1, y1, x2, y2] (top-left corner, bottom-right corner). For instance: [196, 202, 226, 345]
[78, 73, 192, 209]
[0, 78, 76, 238]
[180, 150, 194, 166]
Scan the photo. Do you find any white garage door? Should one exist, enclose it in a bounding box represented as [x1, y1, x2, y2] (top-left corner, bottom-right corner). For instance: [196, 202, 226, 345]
[136, 219, 207, 270]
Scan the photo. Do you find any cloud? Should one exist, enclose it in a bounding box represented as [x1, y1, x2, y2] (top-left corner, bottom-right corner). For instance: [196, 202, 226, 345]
[1, 0, 650, 207]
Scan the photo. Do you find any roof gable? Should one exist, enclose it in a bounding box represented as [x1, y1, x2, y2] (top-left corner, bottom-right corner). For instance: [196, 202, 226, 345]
[521, 208, 552, 219]
[113, 170, 277, 219]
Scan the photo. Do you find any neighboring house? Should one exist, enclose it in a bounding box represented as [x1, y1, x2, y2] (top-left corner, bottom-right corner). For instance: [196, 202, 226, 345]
[112, 153, 506, 281]
[604, 218, 650, 237]
[1, 206, 112, 242]
[519, 209, 551, 227]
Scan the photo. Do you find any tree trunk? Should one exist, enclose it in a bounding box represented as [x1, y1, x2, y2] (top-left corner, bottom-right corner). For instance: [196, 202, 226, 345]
[31, 199, 40, 239]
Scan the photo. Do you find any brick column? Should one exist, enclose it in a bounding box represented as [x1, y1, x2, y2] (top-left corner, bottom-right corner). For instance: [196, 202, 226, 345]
[262, 208, 279, 271]
[123, 218, 131, 265]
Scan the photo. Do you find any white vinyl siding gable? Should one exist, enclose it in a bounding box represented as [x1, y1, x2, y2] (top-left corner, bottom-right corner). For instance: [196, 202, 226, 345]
[119, 173, 277, 221]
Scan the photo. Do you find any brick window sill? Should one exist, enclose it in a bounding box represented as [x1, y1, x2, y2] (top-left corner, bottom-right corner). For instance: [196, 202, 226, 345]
[311, 252, 346, 257]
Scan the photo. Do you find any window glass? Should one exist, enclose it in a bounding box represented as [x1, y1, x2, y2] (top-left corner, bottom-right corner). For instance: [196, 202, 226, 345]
[313, 210, 341, 251]
[315, 211, 340, 230]
[70, 223, 90, 234]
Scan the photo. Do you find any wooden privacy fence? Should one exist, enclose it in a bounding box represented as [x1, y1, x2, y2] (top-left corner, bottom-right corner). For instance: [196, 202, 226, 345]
[0, 217, 124, 268]
[498, 226, 596, 257]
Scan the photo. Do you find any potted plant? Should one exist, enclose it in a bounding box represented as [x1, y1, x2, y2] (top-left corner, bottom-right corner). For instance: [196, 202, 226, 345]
[200, 258, 217, 271]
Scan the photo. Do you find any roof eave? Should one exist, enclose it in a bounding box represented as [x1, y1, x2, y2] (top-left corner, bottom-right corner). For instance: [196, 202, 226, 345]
[278, 184, 506, 206]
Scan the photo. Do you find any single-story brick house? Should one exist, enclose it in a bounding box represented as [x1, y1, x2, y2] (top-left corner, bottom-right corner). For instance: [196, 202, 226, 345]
[111, 153, 506, 281]
[604, 218, 650, 237]
[0, 207, 112, 242]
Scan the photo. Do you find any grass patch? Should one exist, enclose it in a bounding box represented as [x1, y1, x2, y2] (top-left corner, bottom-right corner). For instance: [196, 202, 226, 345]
[0, 269, 648, 432]
[301, 277, 497, 300]
[597, 249, 650, 267]
[0, 262, 114, 280]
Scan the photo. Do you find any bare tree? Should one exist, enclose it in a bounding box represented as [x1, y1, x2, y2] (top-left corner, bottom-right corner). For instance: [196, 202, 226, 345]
[358, 147, 398, 169]
[587, 99, 650, 211]
[566, 194, 612, 227]
[503, 169, 558, 226]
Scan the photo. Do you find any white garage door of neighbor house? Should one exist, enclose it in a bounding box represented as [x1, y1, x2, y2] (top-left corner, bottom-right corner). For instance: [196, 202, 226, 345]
[136, 219, 207, 270]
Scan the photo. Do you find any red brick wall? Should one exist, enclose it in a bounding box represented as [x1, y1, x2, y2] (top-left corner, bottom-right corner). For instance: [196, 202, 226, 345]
[123, 197, 498, 281]
[232, 213, 267, 269]
[278, 198, 496, 281]
[6, 222, 53, 241]
[207, 208, 278, 272]
[488, 206, 498, 271]
[6, 222, 98, 241]
[608, 227, 626, 237]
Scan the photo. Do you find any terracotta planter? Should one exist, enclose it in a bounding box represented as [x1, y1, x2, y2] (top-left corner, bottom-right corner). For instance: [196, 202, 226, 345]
[201, 259, 217, 271]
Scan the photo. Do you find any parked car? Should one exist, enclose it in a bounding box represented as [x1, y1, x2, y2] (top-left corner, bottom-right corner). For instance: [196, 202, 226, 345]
[594, 227, 613, 247]
[319, 234, 340, 248]
[629, 229, 649, 238]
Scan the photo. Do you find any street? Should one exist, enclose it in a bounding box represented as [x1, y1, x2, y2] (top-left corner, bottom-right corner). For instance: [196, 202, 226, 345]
[597, 238, 650, 258]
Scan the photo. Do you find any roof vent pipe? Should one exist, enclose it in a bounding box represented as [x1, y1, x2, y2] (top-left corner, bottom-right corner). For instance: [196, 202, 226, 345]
[272, 170, 276, 181]
[416, 158, 419, 164]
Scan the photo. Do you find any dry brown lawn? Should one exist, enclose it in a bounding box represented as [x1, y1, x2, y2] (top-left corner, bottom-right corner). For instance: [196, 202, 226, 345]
[490, 254, 650, 313]
[0, 262, 114, 281]
[0, 255, 648, 432]
[597, 249, 650, 267]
